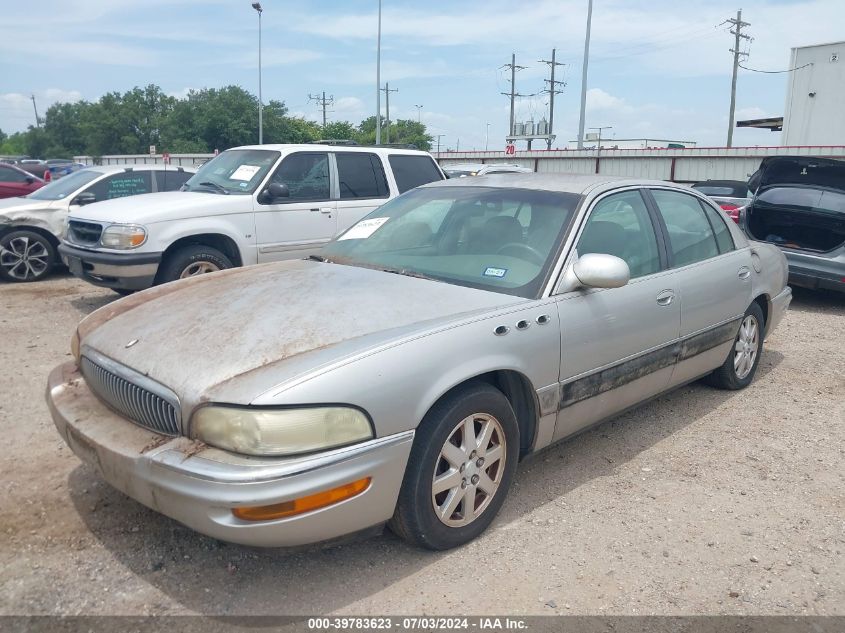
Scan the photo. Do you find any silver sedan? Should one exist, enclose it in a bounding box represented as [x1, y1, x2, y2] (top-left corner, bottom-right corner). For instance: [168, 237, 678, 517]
[47, 174, 792, 550]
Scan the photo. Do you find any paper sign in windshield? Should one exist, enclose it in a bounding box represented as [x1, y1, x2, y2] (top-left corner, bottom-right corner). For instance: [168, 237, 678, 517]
[483, 267, 508, 278]
[339, 217, 389, 240]
[230, 165, 262, 181]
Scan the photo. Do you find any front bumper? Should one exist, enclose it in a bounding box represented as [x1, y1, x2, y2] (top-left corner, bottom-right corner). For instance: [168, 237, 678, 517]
[47, 362, 413, 547]
[58, 243, 162, 291]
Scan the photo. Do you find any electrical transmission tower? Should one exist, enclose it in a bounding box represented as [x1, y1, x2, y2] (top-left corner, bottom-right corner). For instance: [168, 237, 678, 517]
[539, 49, 565, 150]
[380, 83, 399, 143]
[500, 53, 528, 137]
[308, 91, 334, 129]
[725, 9, 752, 147]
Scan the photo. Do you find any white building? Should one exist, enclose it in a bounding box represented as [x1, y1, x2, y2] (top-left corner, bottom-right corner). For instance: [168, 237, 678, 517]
[782, 41, 845, 146]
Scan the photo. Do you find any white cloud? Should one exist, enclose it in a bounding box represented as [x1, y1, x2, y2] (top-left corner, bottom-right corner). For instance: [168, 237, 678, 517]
[0, 89, 83, 134]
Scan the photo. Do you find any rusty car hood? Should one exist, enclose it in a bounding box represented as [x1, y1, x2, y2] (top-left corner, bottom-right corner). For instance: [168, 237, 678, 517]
[81, 259, 524, 408]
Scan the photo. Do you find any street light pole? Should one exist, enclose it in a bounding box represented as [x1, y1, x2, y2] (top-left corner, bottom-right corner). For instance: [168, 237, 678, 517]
[485, 122, 490, 151]
[414, 104, 423, 123]
[577, 0, 593, 149]
[252, 2, 263, 144]
[375, 0, 382, 144]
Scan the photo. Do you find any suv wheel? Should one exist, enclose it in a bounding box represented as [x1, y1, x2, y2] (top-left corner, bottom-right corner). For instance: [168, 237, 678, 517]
[0, 230, 56, 282]
[157, 245, 233, 285]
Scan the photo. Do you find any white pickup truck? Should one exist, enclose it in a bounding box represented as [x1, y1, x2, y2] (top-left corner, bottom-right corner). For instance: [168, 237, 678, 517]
[59, 144, 445, 292]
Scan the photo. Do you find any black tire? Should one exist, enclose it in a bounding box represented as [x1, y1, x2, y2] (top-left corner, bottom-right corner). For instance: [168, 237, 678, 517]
[113, 288, 135, 296]
[389, 382, 520, 550]
[0, 229, 56, 283]
[156, 244, 233, 285]
[705, 302, 765, 390]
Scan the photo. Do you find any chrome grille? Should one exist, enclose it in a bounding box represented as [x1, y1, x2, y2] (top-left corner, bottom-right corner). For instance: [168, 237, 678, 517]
[80, 355, 180, 436]
[68, 220, 103, 246]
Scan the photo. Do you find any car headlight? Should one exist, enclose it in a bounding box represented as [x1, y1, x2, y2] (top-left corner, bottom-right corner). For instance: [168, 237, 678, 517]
[192, 405, 374, 456]
[100, 224, 147, 249]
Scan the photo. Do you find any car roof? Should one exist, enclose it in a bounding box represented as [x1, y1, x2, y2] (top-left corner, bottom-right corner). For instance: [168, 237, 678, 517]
[230, 143, 433, 156]
[86, 164, 196, 174]
[419, 172, 688, 195]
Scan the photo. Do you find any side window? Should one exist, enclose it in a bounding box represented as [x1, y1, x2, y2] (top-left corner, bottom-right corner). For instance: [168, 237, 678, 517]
[388, 155, 444, 193]
[336, 153, 389, 199]
[576, 190, 661, 278]
[699, 200, 735, 253]
[0, 166, 29, 183]
[651, 189, 720, 267]
[268, 152, 330, 202]
[85, 172, 152, 202]
[155, 169, 193, 192]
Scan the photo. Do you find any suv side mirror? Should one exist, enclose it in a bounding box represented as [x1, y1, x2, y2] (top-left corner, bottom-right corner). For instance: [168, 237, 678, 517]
[258, 182, 290, 204]
[73, 192, 97, 206]
[572, 253, 630, 289]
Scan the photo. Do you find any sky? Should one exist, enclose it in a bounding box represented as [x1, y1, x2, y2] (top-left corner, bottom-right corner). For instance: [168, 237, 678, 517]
[1, 0, 843, 152]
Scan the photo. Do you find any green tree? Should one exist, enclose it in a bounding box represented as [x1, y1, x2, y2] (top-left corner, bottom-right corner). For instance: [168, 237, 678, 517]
[320, 121, 359, 141]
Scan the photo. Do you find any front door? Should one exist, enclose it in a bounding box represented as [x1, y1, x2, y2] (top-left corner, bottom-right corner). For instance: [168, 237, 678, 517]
[254, 152, 337, 262]
[553, 188, 681, 441]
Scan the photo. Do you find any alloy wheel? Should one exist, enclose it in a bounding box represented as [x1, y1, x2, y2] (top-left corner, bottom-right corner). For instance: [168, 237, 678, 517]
[0, 235, 50, 281]
[179, 261, 220, 278]
[432, 413, 507, 527]
[734, 314, 759, 380]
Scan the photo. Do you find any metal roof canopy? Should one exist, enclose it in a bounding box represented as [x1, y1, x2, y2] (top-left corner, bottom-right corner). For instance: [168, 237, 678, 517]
[737, 117, 784, 131]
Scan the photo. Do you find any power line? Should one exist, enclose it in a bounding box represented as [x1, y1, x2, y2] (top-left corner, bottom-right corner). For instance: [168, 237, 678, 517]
[500, 53, 529, 137]
[739, 62, 813, 74]
[308, 91, 334, 128]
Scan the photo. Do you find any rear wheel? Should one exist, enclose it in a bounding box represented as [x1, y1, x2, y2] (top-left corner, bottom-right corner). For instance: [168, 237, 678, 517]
[706, 302, 765, 390]
[157, 244, 233, 285]
[0, 229, 56, 282]
[389, 382, 519, 550]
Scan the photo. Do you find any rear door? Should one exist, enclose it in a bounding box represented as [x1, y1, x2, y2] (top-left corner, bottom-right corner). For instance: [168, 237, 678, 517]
[553, 187, 681, 441]
[254, 151, 337, 262]
[387, 154, 445, 194]
[153, 169, 194, 192]
[646, 188, 751, 386]
[334, 152, 391, 234]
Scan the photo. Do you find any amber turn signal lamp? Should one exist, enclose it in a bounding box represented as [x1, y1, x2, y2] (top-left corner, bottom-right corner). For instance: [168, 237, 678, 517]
[232, 477, 371, 522]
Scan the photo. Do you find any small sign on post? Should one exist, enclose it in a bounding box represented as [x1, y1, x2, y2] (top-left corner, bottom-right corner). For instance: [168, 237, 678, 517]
[214, 148, 219, 156]
[149, 145, 156, 156]
[162, 152, 171, 164]
[505, 144, 515, 156]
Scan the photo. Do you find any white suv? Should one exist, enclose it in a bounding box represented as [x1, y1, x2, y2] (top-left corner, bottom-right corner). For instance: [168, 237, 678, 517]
[59, 144, 445, 292]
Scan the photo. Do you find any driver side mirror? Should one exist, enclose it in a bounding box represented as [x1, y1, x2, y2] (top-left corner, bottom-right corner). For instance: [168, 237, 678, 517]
[259, 182, 289, 203]
[25, 176, 34, 184]
[72, 192, 97, 206]
[569, 253, 630, 289]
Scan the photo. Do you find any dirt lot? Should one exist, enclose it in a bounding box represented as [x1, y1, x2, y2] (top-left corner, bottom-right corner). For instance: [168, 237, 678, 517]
[0, 273, 843, 617]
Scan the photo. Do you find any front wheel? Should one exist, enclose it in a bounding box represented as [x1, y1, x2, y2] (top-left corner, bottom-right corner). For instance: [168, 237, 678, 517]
[0, 229, 56, 282]
[389, 382, 520, 550]
[156, 244, 233, 285]
[705, 302, 765, 390]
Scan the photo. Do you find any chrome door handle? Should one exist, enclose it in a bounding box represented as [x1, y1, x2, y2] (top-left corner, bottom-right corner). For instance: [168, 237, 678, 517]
[319, 207, 333, 214]
[656, 290, 675, 306]
[738, 266, 751, 279]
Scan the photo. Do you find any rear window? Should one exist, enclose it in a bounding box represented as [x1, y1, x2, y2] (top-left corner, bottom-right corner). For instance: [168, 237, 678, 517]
[155, 169, 193, 192]
[388, 155, 444, 193]
[693, 183, 748, 197]
[336, 153, 389, 199]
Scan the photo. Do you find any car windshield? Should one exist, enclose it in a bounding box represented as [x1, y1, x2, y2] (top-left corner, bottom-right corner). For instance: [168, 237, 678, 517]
[26, 169, 101, 200]
[322, 186, 582, 298]
[183, 149, 280, 195]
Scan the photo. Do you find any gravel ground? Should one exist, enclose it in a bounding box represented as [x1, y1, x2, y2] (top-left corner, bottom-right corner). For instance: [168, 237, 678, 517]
[0, 273, 843, 617]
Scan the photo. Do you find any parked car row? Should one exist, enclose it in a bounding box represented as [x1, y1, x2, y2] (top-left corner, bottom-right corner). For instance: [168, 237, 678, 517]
[47, 170, 792, 549]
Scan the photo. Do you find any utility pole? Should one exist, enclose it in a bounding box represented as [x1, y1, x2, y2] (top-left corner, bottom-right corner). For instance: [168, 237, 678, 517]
[539, 48, 566, 150]
[500, 53, 527, 137]
[485, 123, 490, 151]
[435, 134, 445, 154]
[375, 0, 382, 144]
[380, 82, 398, 143]
[251, 3, 263, 144]
[577, 0, 594, 149]
[308, 91, 334, 129]
[30, 94, 40, 128]
[725, 9, 752, 147]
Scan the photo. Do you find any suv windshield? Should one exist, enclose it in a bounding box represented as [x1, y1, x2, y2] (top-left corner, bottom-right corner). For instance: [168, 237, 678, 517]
[183, 149, 280, 195]
[26, 169, 101, 200]
[322, 186, 582, 298]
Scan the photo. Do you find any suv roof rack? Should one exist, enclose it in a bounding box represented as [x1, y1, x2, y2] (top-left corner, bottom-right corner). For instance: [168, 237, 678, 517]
[370, 143, 419, 150]
[312, 139, 360, 146]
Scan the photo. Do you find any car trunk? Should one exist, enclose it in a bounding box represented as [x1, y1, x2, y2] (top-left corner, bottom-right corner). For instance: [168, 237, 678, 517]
[746, 156, 845, 253]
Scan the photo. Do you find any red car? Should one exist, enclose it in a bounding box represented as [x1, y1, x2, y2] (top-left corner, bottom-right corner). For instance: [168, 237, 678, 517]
[0, 163, 45, 198]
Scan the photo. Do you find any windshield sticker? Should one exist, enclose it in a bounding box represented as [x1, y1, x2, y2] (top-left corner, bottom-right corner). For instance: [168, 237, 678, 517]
[338, 217, 389, 240]
[483, 266, 508, 278]
[230, 165, 262, 181]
